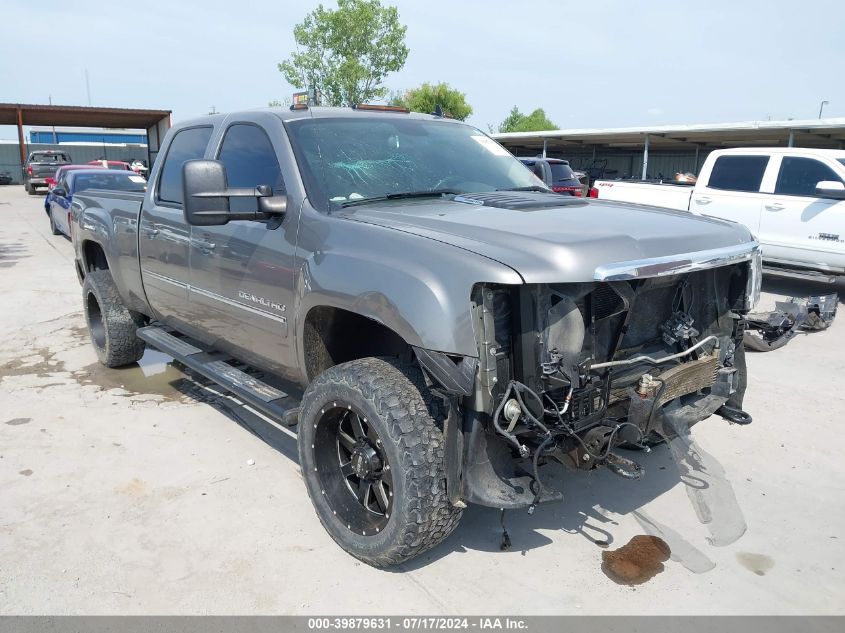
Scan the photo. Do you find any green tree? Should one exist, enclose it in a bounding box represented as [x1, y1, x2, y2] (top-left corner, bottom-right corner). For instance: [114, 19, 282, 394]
[278, 0, 409, 107]
[390, 82, 473, 121]
[498, 106, 557, 133]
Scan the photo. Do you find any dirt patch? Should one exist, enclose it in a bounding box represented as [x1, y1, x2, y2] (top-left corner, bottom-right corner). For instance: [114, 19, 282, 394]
[601, 535, 671, 585]
[19, 469, 33, 476]
[5, 417, 31, 426]
[114, 477, 146, 496]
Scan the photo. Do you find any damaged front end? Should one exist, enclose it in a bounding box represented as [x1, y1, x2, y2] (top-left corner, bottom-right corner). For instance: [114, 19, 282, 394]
[460, 245, 761, 511]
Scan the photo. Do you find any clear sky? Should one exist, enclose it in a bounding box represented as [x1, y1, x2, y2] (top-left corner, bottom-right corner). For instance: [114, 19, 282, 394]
[2, 0, 844, 137]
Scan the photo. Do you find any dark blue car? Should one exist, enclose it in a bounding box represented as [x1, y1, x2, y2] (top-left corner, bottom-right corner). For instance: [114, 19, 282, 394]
[46, 169, 146, 237]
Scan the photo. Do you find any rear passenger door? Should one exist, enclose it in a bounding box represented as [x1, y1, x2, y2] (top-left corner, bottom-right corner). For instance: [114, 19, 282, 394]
[139, 125, 213, 330]
[188, 117, 298, 377]
[692, 154, 769, 237]
[758, 155, 845, 272]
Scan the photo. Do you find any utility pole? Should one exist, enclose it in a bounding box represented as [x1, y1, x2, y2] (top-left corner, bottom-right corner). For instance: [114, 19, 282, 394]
[819, 100, 830, 119]
[85, 69, 92, 106]
[49, 95, 57, 144]
[209, 106, 217, 115]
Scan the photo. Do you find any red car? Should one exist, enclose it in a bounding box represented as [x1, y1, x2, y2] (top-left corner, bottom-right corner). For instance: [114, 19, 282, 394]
[45, 163, 105, 190]
[87, 159, 133, 171]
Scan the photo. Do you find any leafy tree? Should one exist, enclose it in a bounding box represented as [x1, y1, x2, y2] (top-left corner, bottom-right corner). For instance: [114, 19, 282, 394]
[278, 0, 409, 107]
[498, 106, 557, 133]
[390, 82, 473, 121]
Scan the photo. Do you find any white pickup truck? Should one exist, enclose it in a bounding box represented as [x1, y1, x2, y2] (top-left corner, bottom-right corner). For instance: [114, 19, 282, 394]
[591, 148, 845, 276]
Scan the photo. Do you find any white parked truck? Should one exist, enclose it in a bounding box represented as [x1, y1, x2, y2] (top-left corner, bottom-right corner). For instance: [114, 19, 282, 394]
[591, 148, 845, 276]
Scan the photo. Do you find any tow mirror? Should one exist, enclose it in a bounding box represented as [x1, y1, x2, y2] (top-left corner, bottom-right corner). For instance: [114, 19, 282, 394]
[815, 180, 845, 199]
[181, 159, 287, 226]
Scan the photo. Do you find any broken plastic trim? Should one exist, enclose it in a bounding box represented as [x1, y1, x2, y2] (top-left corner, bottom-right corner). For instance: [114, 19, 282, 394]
[743, 293, 838, 352]
[413, 347, 477, 396]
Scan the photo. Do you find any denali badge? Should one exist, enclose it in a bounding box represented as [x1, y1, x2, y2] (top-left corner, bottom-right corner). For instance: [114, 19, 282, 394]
[238, 291, 286, 312]
[810, 232, 843, 243]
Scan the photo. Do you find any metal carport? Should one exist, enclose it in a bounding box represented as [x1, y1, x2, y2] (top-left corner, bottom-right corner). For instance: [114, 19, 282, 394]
[0, 103, 171, 172]
[492, 118, 845, 181]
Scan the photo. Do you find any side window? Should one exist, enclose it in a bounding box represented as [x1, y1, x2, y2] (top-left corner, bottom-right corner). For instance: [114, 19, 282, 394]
[157, 126, 213, 205]
[708, 155, 769, 193]
[217, 124, 285, 213]
[775, 157, 843, 197]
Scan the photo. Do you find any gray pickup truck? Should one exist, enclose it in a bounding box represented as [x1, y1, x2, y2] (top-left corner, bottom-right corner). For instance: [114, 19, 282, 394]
[24, 150, 71, 194]
[71, 105, 761, 566]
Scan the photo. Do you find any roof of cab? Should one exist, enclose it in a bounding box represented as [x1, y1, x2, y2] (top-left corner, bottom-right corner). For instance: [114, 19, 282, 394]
[173, 106, 466, 130]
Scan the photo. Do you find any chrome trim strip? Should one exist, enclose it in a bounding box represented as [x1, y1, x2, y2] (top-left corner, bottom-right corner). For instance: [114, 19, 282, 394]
[142, 269, 187, 288]
[141, 268, 287, 324]
[190, 286, 287, 324]
[594, 242, 760, 281]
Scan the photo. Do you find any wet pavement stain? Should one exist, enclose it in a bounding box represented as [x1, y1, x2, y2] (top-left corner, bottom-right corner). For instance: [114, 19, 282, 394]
[601, 535, 671, 585]
[18, 469, 33, 476]
[633, 509, 716, 574]
[736, 552, 775, 576]
[5, 418, 31, 426]
[657, 408, 747, 547]
[0, 348, 65, 378]
[74, 349, 210, 403]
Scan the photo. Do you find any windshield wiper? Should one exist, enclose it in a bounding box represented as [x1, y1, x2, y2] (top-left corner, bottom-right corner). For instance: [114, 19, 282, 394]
[496, 185, 550, 192]
[340, 189, 458, 208]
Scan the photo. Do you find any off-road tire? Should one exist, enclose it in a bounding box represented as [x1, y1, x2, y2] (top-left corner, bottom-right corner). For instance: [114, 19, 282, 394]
[298, 357, 462, 567]
[82, 270, 145, 367]
[49, 210, 61, 235]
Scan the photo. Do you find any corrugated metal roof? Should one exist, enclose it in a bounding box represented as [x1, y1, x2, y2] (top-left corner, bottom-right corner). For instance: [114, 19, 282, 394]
[492, 118, 845, 150]
[0, 103, 170, 128]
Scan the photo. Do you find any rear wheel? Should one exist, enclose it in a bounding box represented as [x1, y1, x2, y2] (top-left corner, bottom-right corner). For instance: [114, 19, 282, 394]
[25, 182, 33, 195]
[297, 357, 462, 567]
[82, 270, 145, 367]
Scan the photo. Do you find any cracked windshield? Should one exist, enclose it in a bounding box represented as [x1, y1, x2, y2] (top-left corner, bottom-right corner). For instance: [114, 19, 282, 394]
[287, 117, 547, 209]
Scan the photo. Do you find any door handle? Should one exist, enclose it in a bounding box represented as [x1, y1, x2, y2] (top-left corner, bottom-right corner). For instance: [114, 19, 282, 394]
[143, 228, 160, 238]
[694, 196, 711, 205]
[764, 203, 785, 211]
[194, 240, 216, 253]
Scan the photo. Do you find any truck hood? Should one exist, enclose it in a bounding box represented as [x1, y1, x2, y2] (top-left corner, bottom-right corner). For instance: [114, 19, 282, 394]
[339, 193, 755, 283]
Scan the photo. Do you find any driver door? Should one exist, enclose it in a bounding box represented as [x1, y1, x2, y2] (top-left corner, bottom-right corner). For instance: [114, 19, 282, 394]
[187, 116, 298, 377]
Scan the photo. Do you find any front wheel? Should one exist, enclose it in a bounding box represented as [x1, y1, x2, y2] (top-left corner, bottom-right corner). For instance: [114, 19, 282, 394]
[297, 357, 462, 567]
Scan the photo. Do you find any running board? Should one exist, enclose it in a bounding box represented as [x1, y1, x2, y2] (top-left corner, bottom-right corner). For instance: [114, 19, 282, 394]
[137, 325, 300, 426]
[763, 266, 837, 283]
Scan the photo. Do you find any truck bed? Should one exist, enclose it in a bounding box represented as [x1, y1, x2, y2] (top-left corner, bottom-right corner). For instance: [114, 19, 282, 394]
[591, 179, 694, 211]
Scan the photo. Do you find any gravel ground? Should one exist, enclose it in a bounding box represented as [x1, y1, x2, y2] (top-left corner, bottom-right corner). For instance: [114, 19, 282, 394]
[1, 184, 843, 614]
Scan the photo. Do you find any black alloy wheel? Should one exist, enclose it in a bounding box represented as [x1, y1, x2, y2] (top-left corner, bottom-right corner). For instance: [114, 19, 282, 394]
[313, 402, 392, 535]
